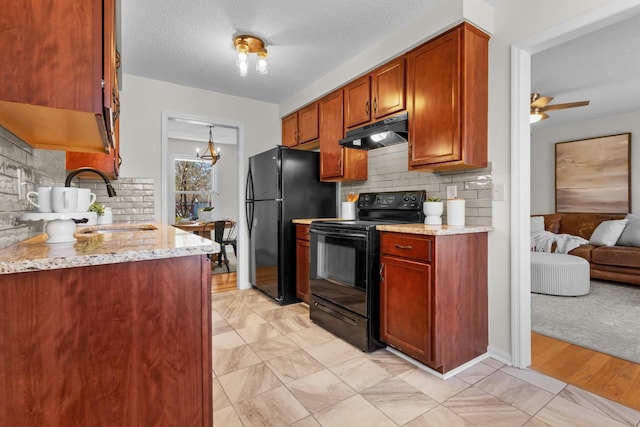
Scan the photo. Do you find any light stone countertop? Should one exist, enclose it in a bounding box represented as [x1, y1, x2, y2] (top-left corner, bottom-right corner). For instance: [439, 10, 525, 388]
[292, 218, 342, 225]
[0, 222, 219, 274]
[376, 223, 494, 235]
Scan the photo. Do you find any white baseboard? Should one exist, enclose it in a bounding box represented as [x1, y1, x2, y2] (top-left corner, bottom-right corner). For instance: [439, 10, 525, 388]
[385, 347, 490, 380]
[487, 345, 513, 366]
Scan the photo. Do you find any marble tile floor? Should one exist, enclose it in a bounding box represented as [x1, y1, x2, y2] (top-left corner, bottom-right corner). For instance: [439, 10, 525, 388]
[212, 289, 640, 427]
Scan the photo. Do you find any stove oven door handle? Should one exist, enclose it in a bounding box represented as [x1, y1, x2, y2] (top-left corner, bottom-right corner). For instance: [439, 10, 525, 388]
[309, 228, 367, 239]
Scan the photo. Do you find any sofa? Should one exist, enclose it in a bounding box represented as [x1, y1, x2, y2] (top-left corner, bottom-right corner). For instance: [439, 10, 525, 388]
[533, 213, 640, 286]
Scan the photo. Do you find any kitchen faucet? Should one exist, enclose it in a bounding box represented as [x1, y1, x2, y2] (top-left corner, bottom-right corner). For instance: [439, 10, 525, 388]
[65, 167, 117, 197]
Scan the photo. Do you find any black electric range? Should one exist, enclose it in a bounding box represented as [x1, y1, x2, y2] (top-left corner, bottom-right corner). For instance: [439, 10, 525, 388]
[308, 190, 426, 351]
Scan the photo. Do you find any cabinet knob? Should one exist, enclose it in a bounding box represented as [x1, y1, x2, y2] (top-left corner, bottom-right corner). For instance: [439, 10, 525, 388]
[365, 101, 370, 116]
[373, 98, 378, 114]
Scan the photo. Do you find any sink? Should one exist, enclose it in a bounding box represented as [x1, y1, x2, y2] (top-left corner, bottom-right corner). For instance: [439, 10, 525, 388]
[78, 224, 158, 234]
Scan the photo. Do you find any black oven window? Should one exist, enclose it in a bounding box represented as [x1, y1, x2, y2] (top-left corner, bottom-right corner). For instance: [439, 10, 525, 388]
[317, 236, 367, 291]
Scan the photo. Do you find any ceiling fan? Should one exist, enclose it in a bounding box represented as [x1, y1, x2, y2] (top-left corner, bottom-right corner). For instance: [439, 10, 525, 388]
[530, 93, 590, 123]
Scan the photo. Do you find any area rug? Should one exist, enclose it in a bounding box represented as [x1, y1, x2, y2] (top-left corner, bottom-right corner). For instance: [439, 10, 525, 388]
[211, 245, 236, 274]
[531, 280, 640, 364]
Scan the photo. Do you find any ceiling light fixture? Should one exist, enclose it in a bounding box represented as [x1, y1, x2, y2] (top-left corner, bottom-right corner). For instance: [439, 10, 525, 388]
[529, 108, 548, 124]
[233, 34, 268, 77]
[197, 125, 221, 165]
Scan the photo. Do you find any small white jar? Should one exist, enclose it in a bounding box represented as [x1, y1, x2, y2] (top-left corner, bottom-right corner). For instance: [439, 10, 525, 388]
[97, 207, 113, 225]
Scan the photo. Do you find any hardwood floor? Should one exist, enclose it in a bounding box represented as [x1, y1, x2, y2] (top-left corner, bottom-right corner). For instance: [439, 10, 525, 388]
[532, 332, 640, 411]
[211, 271, 237, 293]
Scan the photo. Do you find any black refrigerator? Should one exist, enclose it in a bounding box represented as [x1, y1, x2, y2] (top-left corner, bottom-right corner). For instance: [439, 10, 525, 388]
[246, 146, 337, 305]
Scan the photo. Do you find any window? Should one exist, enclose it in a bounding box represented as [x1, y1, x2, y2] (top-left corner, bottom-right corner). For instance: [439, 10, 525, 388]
[174, 158, 216, 220]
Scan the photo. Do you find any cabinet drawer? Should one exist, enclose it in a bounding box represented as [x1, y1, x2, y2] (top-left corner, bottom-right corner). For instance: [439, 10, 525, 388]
[381, 233, 431, 262]
[296, 224, 311, 241]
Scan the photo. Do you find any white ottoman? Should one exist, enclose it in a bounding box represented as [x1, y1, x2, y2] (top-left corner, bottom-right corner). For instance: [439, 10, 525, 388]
[531, 252, 590, 296]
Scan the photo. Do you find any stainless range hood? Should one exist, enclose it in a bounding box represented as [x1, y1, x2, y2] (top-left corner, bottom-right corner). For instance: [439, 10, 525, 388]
[339, 112, 408, 150]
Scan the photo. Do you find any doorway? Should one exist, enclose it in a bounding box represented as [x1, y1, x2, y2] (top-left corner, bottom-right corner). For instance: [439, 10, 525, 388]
[511, 2, 640, 368]
[161, 111, 247, 291]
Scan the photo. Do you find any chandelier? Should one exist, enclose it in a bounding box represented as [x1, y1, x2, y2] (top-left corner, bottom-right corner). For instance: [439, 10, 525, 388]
[197, 125, 221, 165]
[233, 34, 268, 77]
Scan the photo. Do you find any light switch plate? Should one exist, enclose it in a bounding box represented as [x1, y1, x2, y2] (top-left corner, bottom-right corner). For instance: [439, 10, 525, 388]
[493, 182, 505, 201]
[446, 185, 457, 199]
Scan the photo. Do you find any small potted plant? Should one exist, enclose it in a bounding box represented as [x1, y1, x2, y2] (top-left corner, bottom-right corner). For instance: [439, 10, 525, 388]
[423, 195, 443, 225]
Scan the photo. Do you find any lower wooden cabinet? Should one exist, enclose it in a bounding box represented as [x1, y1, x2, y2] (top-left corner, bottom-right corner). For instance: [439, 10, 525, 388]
[0, 256, 212, 426]
[296, 224, 311, 303]
[380, 231, 488, 373]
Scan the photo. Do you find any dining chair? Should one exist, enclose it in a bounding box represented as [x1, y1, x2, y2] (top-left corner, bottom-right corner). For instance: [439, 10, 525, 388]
[214, 220, 237, 272]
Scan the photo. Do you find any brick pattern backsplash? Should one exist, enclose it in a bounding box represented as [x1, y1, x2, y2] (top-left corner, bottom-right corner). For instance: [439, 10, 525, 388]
[0, 126, 156, 249]
[340, 142, 493, 226]
[76, 178, 155, 223]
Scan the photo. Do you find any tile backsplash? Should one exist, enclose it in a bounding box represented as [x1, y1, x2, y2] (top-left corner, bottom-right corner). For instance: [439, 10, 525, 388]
[0, 126, 155, 249]
[340, 142, 493, 226]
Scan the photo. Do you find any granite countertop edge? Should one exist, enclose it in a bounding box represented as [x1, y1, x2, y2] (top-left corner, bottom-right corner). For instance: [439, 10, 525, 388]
[0, 222, 219, 275]
[376, 223, 494, 235]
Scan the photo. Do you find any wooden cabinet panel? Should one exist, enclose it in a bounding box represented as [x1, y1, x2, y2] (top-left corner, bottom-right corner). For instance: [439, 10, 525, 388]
[380, 232, 488, 373]
[380, 232, 432, 262]
[319, 90, 368, 182]
[380, 255, 433, 363]
[372, 57, 406, 120]
[408, 23, 489, 172]
[0, 0, 115, 154]
[344, 75, 371, 129]
[298, 103, 319, 144]
[282, 113, 298, 147]
[0, 256, 212, 426]
[296, 224, 311, 303]
[281, 103, 319, 148]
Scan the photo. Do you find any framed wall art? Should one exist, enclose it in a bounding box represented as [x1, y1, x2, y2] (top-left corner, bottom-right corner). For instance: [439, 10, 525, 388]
[555, 133, 631, 213]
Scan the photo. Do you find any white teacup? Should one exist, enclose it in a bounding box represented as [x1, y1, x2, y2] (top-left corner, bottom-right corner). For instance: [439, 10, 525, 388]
[76, 188, 97, 212]
[26, 186, 52, 212]
[51, 187, 78, 213]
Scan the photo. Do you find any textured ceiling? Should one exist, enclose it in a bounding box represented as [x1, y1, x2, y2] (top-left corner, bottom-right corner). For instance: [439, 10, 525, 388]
[531, 12, 640, 129]
[122, 0, 440, 105]
[122, 1, 640, 139]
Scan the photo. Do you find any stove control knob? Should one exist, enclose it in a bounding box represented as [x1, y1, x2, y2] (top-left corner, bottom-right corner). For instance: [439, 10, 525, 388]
[410, 194, 417, 201]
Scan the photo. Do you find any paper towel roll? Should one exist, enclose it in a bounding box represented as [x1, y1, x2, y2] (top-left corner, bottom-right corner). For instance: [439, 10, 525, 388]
[342, 202, 356, 220]
[447, 199, 465, 226]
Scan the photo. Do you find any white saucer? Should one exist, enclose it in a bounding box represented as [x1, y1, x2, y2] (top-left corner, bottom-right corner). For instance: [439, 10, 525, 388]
[45, 236, 78, 244]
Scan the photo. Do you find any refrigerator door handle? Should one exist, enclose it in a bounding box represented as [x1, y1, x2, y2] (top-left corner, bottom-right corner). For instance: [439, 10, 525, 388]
[245, 201, 254, 237]
[245, 168, 254, 201]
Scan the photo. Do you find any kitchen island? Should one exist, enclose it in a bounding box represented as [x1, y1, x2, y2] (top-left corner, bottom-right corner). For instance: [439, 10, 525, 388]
[0, 223, 216, 427]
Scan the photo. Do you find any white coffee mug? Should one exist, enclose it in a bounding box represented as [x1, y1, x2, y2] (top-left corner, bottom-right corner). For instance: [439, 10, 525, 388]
[51, 187, 78, 213]
[76, 188, 97, 212]
[26, 186, 52, 212]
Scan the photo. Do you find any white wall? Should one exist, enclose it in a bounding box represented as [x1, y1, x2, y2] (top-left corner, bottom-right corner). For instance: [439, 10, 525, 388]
[278, 0, 627, 363]
[531, 110, 640, 214]
[119, 74, 280, 220]
[119, 74, 280, 290]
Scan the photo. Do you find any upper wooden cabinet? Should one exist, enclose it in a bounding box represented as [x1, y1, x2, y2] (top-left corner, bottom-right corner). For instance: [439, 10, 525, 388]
[0, 0, 118, 154]
[319, 90, 367, 182]
[67, 0, 120, 179]
[282, 102, 319, 148]
[344, 57, 406, 130]
[407, 22, 489, 172]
